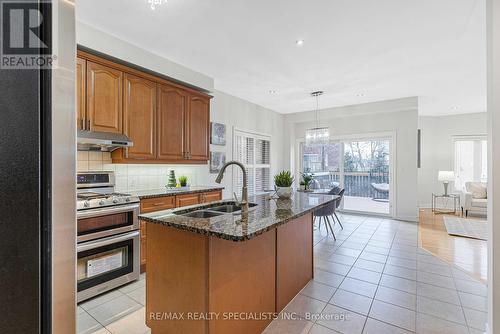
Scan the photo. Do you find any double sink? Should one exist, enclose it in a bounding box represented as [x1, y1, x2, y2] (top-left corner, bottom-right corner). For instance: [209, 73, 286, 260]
[175, 202, 258, 218]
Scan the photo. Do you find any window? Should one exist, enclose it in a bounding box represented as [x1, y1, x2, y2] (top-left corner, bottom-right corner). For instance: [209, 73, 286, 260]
[233, 130, 271, 196]
[454, 136, 487, 191]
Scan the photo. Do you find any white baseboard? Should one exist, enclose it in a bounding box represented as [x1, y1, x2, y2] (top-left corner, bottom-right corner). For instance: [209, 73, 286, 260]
[394, 215, 418, 223]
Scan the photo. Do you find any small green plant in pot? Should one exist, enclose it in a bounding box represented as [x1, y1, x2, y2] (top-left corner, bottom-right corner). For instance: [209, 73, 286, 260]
[274, 170, 294, 198]
[179, 175, 188, 187]
[300, 172, 314, 190]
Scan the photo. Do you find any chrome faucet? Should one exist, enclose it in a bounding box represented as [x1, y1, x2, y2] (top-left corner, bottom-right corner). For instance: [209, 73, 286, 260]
[215, 161, 249, 213]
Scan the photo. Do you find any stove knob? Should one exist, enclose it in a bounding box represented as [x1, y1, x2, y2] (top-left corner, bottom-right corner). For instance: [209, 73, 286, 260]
[99, 200, 105, 206]
[113, 198, 119, 204]
[83, 201, 90, 208]
[125, 197, 130, 202]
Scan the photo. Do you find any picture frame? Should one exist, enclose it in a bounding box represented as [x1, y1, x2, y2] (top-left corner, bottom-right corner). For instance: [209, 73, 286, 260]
[210, 151, 226, 174]
[210, 122, 226, 146]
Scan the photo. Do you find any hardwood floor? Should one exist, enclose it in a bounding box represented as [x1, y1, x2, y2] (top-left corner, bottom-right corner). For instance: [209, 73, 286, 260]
[418, 208, 487, 282]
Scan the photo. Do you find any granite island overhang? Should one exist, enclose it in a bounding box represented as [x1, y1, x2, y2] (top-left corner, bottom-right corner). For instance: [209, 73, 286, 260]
[139, 192, 339, 334]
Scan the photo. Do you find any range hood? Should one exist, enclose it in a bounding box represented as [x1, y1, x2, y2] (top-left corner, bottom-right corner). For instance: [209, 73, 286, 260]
[77, 130, 133, 152]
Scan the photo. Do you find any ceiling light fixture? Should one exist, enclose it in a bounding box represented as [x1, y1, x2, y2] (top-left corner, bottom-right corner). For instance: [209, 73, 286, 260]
[305, 91, 330, 146]
[356, 93, 365, 97]
[148, 0, 166, 10]
[269, 90, 277, 94]
[296, 39, 304, 46]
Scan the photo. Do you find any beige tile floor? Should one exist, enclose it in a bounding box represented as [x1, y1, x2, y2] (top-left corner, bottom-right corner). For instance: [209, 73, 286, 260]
[78, 214, 488, 334]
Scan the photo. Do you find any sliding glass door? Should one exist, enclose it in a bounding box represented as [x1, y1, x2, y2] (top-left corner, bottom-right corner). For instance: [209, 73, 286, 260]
[300, 135, 392, 216]
[342, 139, 390, 214]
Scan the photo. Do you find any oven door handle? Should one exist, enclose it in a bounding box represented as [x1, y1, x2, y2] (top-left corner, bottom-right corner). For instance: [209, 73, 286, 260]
[77, 204, 140, 219]
[77, 231, 140, 252]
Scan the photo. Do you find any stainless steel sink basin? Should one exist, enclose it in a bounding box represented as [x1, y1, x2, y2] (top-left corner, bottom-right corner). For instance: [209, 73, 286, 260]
[209, 203, 258, 213]
[180, 210, 224, 218]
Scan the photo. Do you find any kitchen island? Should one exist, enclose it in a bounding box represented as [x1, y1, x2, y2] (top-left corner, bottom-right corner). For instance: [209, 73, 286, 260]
[139, 192, 338, 334]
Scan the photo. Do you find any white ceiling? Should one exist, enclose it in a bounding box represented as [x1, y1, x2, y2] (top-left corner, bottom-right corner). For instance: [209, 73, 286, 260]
[77, 0, 486, 116]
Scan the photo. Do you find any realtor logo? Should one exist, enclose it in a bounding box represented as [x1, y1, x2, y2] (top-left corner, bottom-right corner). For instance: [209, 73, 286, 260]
[1, 0, 54, 69]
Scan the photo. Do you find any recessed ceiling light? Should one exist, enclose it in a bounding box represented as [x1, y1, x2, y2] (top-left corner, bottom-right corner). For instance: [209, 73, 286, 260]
[356, 93, 365, 97]
[296, 39, 304, 46]
[453, 106, 459, 110]
[269, 90, 277, 94]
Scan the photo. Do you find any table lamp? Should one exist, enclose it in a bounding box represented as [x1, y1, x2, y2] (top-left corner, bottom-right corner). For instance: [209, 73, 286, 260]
[438, 171, 455, 196]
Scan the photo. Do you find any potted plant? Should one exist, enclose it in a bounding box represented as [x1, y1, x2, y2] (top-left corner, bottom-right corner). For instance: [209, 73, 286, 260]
[299, 181, 306, 191]
[300, 172, 314, 191]
[274, 170, 294, 198]
[179, 175, 188, 188]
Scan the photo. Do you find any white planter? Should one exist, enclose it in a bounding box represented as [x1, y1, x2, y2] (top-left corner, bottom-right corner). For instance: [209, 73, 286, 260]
[276, 186, 292, 198]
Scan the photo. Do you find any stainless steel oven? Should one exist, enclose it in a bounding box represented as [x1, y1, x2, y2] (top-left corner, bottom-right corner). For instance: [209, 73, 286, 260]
[76, 171, 141, 302]
[77, 230, 140, 302]
[77, 203, 140, 242]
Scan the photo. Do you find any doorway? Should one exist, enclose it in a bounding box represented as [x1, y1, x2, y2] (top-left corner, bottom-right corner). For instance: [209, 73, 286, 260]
[299, 134, 394, 217]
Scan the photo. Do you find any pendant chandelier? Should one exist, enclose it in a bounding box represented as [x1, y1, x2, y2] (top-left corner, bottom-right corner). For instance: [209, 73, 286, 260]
[148, 0, 166, 10]
[305, 91, 330, 146]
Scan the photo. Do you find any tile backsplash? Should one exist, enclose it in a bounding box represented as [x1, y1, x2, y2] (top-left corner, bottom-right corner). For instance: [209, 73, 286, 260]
[77, 151, 210, 193]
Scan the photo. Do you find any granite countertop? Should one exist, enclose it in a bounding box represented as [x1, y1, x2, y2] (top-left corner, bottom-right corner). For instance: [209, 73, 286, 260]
[132, 186, 225, 199]
[139, 192, 339, 241]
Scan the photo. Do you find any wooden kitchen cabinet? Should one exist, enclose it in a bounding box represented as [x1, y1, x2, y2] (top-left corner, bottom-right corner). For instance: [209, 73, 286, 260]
[186, 95, 210, 161]
[175, 193, 201, 207]
[116, 74, 156, 160]
[201, 191, 222, 204]
[140, 196, 175, 213]
[86, 61, 123, 133]
[76, 57, 86, 130]
[77, 50, 211, 164]
[157, 84, 188, 160]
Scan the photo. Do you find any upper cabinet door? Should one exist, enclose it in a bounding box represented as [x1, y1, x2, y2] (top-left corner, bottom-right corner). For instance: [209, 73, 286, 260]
[157, 84, 187, 160]
[123, 74, 156, 159]
[76, 58, 86, 130]
[187, 95, 210, 160]
[87, 61, 123, 133]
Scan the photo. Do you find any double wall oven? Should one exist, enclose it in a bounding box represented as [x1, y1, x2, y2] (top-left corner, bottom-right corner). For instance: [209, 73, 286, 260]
[77, 172, 140, 302]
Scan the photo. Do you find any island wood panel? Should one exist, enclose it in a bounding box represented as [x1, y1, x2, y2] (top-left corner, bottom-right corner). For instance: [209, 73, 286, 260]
[208, 231, 276, 334]
[146, 224, 209, 334]
[86, 61, 123, 133]
[139, 190, 222, 273]
[275, 213, 314, 312]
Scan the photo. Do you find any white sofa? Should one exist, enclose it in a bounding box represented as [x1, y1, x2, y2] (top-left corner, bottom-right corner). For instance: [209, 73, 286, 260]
[461, 182, 487, 217]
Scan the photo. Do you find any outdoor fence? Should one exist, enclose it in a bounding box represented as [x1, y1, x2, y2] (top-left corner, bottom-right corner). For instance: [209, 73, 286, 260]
[313, 171, 389, 199]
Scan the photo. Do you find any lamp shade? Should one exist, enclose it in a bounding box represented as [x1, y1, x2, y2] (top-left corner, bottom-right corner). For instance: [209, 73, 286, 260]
[438, 171, 455, 182]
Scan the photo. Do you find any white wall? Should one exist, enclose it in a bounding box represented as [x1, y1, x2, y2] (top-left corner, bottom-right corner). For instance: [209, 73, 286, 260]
[76, 21, 214, 92]
[77, 90, 285, 199]
[283, 97, 419, 222]
[487, 0, 500, 331]
[418, 113, 487, 207]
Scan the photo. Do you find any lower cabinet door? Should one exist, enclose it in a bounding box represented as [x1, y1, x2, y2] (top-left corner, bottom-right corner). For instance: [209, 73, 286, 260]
[202, 191, 222, 204]
[176, 194, 200, 207]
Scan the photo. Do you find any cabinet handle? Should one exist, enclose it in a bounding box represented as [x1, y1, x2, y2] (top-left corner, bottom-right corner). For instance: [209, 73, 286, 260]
[152, 203, 163, 206]
[125, 147, 129, 158]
